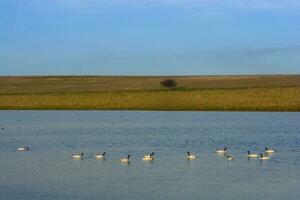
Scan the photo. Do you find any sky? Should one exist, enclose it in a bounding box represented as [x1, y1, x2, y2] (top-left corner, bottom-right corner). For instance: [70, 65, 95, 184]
[1, 0, 300, 75]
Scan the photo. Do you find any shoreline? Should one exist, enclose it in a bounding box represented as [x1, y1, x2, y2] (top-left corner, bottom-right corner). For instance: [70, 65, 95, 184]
[1, 75, 299, 111]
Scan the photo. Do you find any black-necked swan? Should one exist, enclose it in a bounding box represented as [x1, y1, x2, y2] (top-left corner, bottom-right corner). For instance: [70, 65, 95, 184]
[227, 155, 234, 160]
[265, 147, 275, 154]
[216, 147, 227, 153]
[95, 152, 106, 159]
[186, 151, 197, 160]
[247, 151, 258, 158]
[17, 146, 30, 151]
[72, 152, 84, 159]
[259, 153, 270, 160]
[120, 155, 131, 162]
[143, 152, 155, 161]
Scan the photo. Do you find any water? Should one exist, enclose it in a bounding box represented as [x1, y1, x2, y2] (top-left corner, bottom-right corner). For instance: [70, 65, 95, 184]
[0, 111, 299, 200]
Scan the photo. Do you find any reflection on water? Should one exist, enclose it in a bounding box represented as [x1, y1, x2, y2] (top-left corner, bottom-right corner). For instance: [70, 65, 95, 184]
[0, 111, 300, 200]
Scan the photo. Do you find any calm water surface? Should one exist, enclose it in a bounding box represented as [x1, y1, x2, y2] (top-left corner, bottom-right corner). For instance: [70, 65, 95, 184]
[0, 111, 299, 200]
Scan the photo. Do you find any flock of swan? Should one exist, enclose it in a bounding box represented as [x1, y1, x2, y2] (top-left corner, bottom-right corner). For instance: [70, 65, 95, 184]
[17, 146, 275, 162]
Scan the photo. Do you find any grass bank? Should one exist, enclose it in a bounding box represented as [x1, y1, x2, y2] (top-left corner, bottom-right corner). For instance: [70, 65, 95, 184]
[1, 75, 300, 111]
[0, 84, 299, 111]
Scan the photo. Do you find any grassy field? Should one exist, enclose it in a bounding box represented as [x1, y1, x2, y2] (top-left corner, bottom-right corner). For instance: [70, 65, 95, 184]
[0, 75, 299, 111]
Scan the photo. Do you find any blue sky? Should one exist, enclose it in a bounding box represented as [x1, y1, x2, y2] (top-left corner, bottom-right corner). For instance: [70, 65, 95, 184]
[1, 0, 300, 75]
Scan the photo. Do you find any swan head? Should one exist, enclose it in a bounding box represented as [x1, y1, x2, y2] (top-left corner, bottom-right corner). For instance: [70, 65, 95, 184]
[103, 152, 106, 156]
[247, 151, 250, 155]
[80, 153, 84, 156]
[227, 155, 233, 160]
[150, 152, 155, 156]
[260, 153, 263, 157]
[187, 151, 190, 156]
[224, 147, 227, 151]
[265, 147, 268, 151]
[127, 155, 131, 159]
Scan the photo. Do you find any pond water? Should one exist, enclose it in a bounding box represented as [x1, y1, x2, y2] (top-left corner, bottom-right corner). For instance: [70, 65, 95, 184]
[0, 111, 299, 200]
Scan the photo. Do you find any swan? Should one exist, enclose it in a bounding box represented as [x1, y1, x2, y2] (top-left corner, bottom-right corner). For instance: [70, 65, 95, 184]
[186, 151, 197, 160]
[72, 153, 84, 159]
[259, 153, 270, 160]
[17, 146, 30, 151]
[142, 152, 154, 161]
[265, 147, 275, 154]
[227, 155, 234, 161]
[247, 151, 258, 158]
[95, 152, 106, 159]
[142, 156, 154, 161]
[120, 155, 131, 162]
[143, 152, 155, 159]
[216, 147, 227, 153]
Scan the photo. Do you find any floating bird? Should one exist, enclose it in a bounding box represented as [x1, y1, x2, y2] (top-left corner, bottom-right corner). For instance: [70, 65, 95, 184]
[120, 155, 131, 163]
[17, 146, 30, 151]
[143, 152, 155, 159]
[227, 155, 234, 161]
[259, 153, 270, 160]
[216, 147, 227, 154]
[95, 152, 106, 159]
[247, 151, 258, 158]
[142, 152, 154, 161]
[265, 147, 275, 154]
[72, 152, 84, 159]
[142, 157, 154, 161]
[186, 151, 197, 160]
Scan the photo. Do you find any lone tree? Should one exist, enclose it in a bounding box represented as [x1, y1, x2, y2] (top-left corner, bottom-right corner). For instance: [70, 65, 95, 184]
[160, 79, 177, 88]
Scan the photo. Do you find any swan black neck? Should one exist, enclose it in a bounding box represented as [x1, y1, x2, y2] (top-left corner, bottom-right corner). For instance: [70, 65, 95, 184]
[103, 152, 106, 156]
[127, 155, 131, 159]
[187, 152, 190, 156]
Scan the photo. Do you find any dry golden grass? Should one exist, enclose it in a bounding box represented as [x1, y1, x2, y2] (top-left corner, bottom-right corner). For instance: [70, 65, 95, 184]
[0, 86, 299, 111]
[1, 75, 299, 94]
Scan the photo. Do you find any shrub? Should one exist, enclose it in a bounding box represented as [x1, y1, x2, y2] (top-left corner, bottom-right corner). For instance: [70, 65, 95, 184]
[160, 79, 177, 88]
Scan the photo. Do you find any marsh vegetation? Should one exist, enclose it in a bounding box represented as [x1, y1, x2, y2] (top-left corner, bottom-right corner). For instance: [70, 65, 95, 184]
[0, 75, 299, 111]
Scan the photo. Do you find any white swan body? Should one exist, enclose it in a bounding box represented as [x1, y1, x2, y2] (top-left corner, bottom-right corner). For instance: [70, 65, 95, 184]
[247, 151, 258, 158]
[72, 153, 84, 159]
[265, 147, 275, 153]
[95, 152, 106, 159]
[120, 155, 131, 162]
[143, 152, 154, 159]
[259, 154, 270, 160]
[186, 152, 197, 160]
[17, 146, 29, 151]
[216, 147, 227, 153]
[142, 156, 154, 161]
